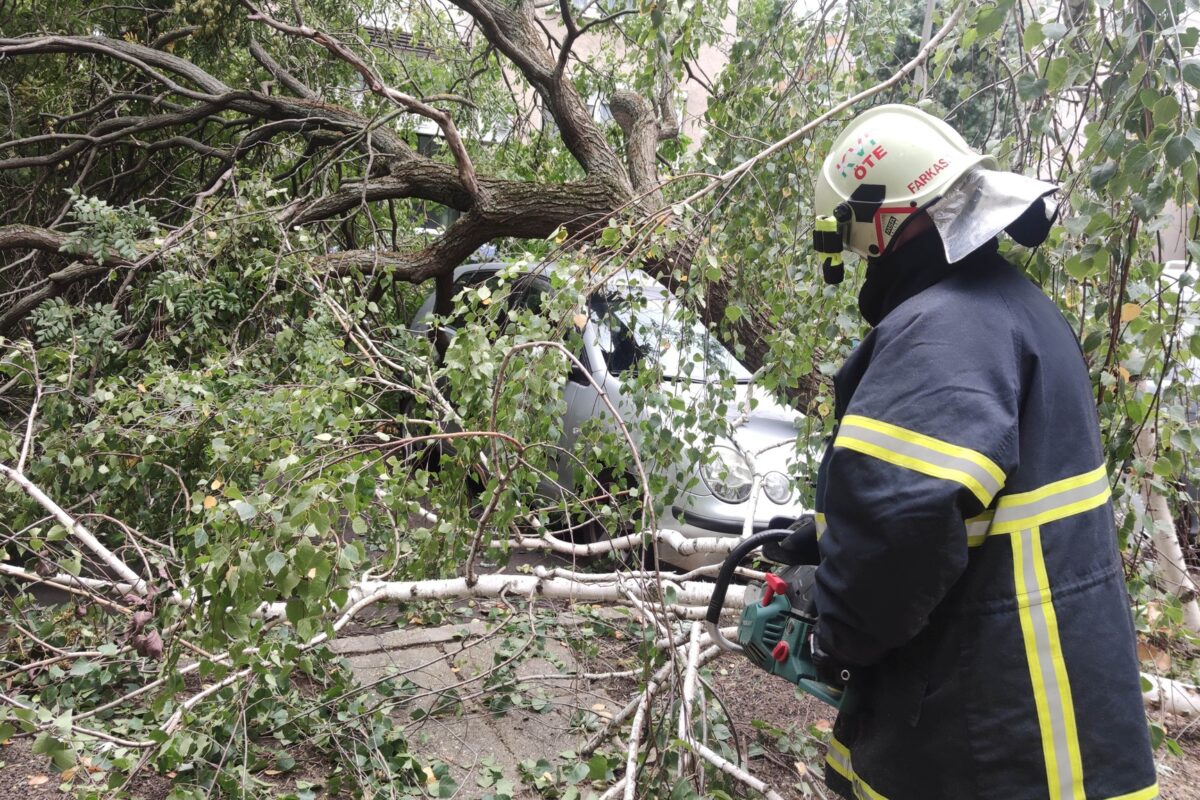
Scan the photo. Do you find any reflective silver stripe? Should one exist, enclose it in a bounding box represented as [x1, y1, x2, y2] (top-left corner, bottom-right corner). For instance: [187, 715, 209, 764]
[826, 743, 851, 780]
[965, 512, 994, 547]
[990, 466, 1110, 534]
[815, 513, 827, 539]
[825, 739, 890, 800]
[968, 466, 1111, 546]
[836, 418, 1004, 505]
[1014, 527, 1084, 800]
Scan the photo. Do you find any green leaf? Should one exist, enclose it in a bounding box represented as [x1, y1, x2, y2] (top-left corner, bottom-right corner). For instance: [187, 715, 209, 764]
[286, 597, 306, 625]
[265, 551, 287, 576]
[567, 762, 590, 784]
[1041, 22, 1067, 41]
[1022, 20, 1044, 50]
[1046, 58, 1069, 93]
[1165, 135, 1194, 168]
[1017, 74, 1048, 101]
[1089, 161, 1117, 190]
[1183, 62, 1200, 89]
[1153, 94, 1181, 126]
[1065, 255, 1094, 280]
[587, 754, 610, 781]
[231, 499, 257, 521]
[976, 2, 1012, 38]
[1152, 94, 1180, 125]
[1150, 722, 1165, 750]
[32, 733, 75, 771]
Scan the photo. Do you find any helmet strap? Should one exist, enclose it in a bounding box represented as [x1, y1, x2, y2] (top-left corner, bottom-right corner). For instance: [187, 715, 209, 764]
[813, 212, 847, 285]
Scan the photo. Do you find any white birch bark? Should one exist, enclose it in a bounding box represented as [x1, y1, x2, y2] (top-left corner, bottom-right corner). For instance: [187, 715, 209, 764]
[1134, 425, 1200, 632]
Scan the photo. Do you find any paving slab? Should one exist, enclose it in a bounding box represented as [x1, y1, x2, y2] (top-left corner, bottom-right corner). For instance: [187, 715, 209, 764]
[329, 619, 491, 654]
[334, 616, 620, 797]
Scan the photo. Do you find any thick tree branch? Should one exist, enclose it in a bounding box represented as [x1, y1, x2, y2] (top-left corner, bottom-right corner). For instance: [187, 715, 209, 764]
[448, 0, 631, 191]
[245, 4, 485, 204]
[0, 36, 416, 161]
[610, 90, 665, 208]
[317, 174, 612, 277]
[0, 224, 69, 253]
[249, 38, 318, 100]
[0, 225, 136, 333]
[0, 463, 148, 594]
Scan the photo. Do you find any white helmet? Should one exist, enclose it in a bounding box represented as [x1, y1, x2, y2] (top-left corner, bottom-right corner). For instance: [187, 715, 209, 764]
[813, 105, 1060, 278]
[814, 104, 996, 262]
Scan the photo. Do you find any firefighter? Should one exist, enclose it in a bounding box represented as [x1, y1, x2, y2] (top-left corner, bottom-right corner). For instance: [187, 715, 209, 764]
[808, 104, 1158, 800]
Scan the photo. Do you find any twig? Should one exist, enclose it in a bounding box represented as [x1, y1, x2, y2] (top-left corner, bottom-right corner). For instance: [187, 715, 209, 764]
[678, 621, 702, 775]
[0, 463, 148, 594]
[673, 2, 966, 210]
[16, 347, 40, 472]
[0, 691, 152, 748]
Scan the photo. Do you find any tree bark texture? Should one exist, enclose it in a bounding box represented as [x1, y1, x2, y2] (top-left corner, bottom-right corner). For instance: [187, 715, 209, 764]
[0, 11, 792, 392]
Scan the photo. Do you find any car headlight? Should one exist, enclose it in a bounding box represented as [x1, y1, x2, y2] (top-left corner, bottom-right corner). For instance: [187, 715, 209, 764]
[763, 471, 793, 504]
[701, 446, 753, 503]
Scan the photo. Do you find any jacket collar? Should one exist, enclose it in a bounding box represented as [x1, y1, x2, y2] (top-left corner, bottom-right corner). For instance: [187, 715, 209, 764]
[857, 229, 1000, 326]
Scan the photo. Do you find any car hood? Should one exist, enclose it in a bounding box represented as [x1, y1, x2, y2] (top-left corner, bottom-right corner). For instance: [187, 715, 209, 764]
[660, 380, 805, 467]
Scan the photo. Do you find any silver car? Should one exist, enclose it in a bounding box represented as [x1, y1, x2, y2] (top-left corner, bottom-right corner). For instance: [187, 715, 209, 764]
[411, 262, 812, 567]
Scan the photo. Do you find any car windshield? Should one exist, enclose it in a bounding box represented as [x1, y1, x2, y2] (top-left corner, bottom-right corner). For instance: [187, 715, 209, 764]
[589, 288, 752, 382]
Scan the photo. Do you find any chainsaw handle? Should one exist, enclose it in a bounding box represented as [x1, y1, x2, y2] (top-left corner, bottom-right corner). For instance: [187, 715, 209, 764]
[704, 528, 792, 626]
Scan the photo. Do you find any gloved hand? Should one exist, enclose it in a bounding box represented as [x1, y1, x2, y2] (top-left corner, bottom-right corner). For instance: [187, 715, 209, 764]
[763, 514, 820, 566]
[778, 563, 818, 617]
[810, 625, 851, 690]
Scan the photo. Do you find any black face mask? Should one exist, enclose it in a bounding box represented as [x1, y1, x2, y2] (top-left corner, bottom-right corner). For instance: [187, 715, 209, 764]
[1005, 197, 1058, 247]
[857, 228, 998, 327]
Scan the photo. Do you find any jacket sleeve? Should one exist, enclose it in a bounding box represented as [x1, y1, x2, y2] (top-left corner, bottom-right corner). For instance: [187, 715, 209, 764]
[814, 305, 1021, 667]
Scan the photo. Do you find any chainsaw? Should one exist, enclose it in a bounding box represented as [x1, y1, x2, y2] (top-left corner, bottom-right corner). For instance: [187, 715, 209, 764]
[704, 515, 848, 708]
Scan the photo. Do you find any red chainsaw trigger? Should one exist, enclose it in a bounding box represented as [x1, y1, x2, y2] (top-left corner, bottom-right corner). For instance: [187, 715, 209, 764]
[762, 573, 788, 606]
[772, 640, 790, 663]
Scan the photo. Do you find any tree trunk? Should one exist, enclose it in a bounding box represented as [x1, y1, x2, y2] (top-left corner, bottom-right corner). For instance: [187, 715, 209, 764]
[1135, 423, 1200, 632]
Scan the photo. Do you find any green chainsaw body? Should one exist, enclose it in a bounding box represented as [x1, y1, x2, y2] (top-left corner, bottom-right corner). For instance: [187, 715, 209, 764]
[705, 523, 846, 710]
[737, 583, 844, 709]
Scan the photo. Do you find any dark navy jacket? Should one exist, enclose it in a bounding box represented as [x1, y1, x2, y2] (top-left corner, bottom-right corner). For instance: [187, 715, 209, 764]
[813, 233, 1157, 800]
